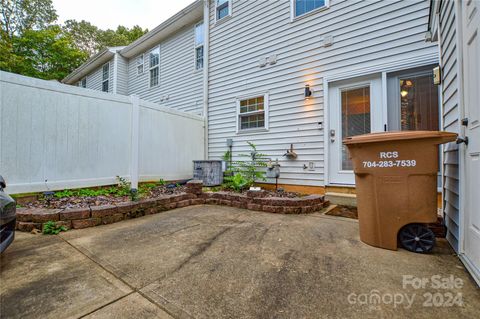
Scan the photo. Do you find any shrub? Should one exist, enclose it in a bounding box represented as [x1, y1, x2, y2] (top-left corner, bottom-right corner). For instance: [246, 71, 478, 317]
[43, 221, 67, 235]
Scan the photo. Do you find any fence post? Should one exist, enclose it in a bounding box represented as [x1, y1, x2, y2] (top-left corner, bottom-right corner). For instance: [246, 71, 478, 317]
[130, 94, 140, 191]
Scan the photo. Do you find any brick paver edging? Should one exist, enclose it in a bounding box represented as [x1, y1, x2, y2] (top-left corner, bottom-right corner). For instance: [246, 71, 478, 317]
[15, 180, 329, 232]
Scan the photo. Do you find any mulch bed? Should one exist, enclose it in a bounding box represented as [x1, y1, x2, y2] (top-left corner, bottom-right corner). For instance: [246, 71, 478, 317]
[20, 185, 306, 210]
[325, 205, 358, 219]
[21, 185, 188, 210]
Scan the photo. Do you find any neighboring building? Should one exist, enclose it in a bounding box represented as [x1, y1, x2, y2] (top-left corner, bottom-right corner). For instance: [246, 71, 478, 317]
[429, 0, 480, 285]
[62, 47, 125, 94]
[62, 1, 205, 115]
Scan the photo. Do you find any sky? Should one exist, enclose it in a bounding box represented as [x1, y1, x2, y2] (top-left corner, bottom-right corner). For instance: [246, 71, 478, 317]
[52, 0, 194, 30]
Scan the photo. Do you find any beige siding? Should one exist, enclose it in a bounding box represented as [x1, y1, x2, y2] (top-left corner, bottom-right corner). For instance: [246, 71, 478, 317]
[207, 0, 438, 187]
[439, 0, 460, 251]
[127, 24, 204, 115]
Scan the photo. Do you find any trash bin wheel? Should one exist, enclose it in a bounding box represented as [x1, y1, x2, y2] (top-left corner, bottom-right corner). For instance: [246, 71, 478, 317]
[399, 224, 436, 253]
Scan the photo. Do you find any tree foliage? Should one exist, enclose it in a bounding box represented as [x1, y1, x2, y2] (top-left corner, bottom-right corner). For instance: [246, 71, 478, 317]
[0, 0, 148, 80]
[0, 0, 57, 38]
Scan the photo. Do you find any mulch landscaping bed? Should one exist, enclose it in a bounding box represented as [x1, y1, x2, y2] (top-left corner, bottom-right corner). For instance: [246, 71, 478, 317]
[15, 180, 329, 233]
[325, 205, 358, 219]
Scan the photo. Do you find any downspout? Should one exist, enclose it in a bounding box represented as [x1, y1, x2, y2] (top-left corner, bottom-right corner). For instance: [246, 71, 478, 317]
[203, 0, 210, 160]
[113, 53, 118, 94]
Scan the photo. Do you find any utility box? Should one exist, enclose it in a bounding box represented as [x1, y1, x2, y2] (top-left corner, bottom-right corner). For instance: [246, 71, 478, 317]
[193, 160, 223, 186]
[344, 131, 457, 252]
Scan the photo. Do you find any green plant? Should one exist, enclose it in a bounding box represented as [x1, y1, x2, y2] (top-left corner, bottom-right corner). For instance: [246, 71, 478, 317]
[43, 221, 67, 235]
[16, 204, 23, 208]
[228, 173, 249, 192]
[157, 179, 166, 186]
[54, 189, 74, 198]
[235, 142, 268, 187]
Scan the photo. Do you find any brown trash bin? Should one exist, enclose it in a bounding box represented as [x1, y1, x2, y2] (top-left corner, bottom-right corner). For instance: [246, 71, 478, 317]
[343, 131, 457, 252]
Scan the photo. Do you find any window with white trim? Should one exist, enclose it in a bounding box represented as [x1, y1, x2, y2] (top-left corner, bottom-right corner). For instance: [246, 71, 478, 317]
[81, 77, 86, 88]
[149, 47, 160, 87]
[102, 63, 109, 92]
[216, 0, 231, 21]
[195, 22, 204, 70]
[237, 94, 269, 132]
[293, 0, 328, 18]
[136, 54, 144, 75]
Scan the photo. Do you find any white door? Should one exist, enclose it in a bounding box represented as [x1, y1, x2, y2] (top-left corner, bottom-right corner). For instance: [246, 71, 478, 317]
[328, 75, 383, 184]
[461, 0, 480, 282]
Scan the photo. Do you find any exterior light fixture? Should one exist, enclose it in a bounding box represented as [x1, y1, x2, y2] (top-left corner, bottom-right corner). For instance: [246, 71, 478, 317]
[400, 90, 408, 97]
[304, 84, 312, 99]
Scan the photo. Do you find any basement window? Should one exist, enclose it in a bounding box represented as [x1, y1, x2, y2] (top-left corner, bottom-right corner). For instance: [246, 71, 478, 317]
[195, 22, 204, 70]
[216, 0, 232, 21]
[149, 47, 160, 87]
[102, 63, 109, 92]
[292, 0, 329, 18]
[237, 94, 269, 132]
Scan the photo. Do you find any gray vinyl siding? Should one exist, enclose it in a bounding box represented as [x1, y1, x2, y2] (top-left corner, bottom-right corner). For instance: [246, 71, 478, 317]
[207, 0, 438, 187]
[116, 55, 129, 95]
[127, 24, 204, 115]
[80, 58, 114, 93]
[439, 0, 460, 252]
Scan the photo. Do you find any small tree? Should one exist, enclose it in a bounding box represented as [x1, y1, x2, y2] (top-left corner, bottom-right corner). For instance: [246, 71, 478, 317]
[232, 142, 268, 188]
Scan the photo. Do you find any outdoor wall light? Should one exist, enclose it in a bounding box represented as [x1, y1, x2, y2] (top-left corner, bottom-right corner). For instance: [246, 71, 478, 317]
[304, 84, 312, 99]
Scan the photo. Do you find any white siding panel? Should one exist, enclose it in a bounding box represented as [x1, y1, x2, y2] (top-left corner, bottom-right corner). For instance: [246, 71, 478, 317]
[207, 0, 438, 187]
[116, 55, 129, 95]
[439, 0, 460, 252]
[128, 24, 204, 115]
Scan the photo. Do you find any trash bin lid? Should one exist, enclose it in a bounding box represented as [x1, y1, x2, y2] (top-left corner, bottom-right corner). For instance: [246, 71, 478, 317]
[343, 131, 457, 145]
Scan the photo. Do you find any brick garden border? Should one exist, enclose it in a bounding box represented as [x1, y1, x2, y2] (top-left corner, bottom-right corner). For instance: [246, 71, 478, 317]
[15, 180, 329, 232]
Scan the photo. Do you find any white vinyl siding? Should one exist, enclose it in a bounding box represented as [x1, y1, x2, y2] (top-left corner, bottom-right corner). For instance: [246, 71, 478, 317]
[207, 0, 438, 187]
[438, 0, 460, 252]
[127, 24, 204, 114]
[116, 55, 129, 95]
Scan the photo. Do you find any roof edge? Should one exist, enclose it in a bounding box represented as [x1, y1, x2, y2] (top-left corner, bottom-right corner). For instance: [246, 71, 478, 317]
[120, 0, 203, 58]
[62, 48, 117, 84]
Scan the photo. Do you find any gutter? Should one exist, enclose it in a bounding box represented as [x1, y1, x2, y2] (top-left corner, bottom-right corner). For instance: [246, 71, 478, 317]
[203, 0, 210, 160]
[120, 0, 203, 58]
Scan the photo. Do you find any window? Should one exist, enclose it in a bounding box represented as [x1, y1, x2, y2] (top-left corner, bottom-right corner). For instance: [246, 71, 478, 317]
[81, 77, 86, 88]
[137, 54, 144, 75]
[149, 47, 160, 87]
[237, 94, 269, 132]
[102, 63, 109, 92]
[216, 0, 231, 21]
[399, 74, 439, 131]
[195, 22, 204, 70]
[293, 0, 328, 18]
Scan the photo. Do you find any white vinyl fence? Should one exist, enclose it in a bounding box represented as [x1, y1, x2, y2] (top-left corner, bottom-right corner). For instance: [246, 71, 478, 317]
[0, 71, 205, 194]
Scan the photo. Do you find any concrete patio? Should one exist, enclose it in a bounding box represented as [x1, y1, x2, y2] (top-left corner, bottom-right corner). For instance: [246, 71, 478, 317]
[1, 205, 479, 318]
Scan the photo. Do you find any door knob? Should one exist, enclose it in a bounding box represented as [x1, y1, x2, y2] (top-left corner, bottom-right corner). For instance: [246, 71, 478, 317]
[456, 137, 469, 145]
